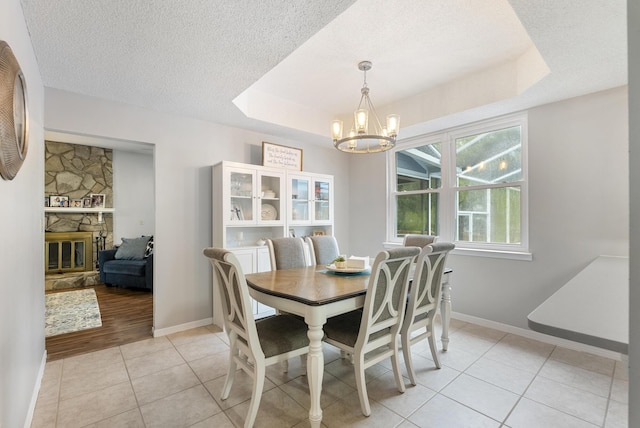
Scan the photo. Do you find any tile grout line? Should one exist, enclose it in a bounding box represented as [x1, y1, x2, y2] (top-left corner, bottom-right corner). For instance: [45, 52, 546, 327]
[118, 344, 144, 424]
[601, 367, 617, 428]
[403, 324, 508, 425]
[498, 343, 557, 426]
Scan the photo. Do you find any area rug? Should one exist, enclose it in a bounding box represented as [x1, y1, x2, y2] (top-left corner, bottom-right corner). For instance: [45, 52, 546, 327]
[45, 288, 102, 337]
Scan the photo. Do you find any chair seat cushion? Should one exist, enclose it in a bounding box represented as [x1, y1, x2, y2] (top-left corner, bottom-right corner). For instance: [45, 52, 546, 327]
[324, 310, 391, 348]
[256, 314, 310, 358]
[102, 260, 147, 276]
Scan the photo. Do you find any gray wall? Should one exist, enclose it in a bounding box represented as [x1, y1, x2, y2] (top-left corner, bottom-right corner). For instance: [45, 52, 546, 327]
[113, 150, 155, 242]
[349, 86, 629, 329]
[629, 0, 639, 424]
[0, 1, 46, 426]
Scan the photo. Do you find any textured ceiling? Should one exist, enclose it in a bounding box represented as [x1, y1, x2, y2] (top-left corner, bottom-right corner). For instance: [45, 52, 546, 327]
[20, 0, 627, 147]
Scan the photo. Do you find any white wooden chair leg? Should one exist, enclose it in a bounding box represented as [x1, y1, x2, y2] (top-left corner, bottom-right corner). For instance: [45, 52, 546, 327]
[245, 366, 265, 428]
[281, 359, 288, 373]
[353, 355, 371, 416]
[391, 344, 406, 393]
[222, 337, 239, 399]
[401, 333, 417, 386]
[428, 330, 441, 369]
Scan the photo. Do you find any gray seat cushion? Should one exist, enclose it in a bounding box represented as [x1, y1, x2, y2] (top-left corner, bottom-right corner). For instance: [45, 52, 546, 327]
[256, 314, 311, 358]
[324, 310, 389, 348]
[102, 259, 147, 276]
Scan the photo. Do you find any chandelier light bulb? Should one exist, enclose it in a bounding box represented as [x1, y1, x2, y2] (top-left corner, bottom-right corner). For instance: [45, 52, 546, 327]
[331, 120, 343, 141]
[355, 109, 368, 134]
[387, 115, 400, 137]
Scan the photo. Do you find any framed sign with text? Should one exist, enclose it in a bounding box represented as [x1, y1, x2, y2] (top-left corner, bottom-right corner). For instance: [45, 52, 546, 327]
[262, 141, 302, 171]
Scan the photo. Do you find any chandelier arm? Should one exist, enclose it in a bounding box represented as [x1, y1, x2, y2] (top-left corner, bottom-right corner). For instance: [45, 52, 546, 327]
[356, 92, 367, 111]
[365, 95, 385, 135]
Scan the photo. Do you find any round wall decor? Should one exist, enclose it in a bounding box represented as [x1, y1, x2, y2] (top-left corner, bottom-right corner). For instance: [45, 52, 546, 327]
[0, 40, 29, 180]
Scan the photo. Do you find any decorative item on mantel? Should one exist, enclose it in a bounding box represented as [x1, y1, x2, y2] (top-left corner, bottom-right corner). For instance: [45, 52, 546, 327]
[331, 61, 399, 154]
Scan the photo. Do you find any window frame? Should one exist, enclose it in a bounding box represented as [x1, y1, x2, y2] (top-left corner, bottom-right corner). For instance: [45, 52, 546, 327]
[387, 113, 530, 259]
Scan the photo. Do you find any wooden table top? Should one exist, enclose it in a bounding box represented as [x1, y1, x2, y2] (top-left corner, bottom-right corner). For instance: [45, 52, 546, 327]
[245, 266, 371, 306]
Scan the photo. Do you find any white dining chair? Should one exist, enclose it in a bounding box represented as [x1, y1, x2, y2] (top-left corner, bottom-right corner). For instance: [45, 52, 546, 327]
[322, 246, 420, 416]
[401, 242, 454, 385]
[265, 236, 310, 371]
[305, 235, 340, 266]
[402, 234, 438, 248]
[203, 248, 311, 428]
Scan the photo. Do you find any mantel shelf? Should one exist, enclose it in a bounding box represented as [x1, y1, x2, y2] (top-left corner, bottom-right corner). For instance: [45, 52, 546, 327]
[44, 207, 115, 214]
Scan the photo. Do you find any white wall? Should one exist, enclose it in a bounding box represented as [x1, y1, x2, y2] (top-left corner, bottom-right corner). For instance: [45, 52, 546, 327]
[43, 88, 352, 334]
[112, 150, 155, 242]
[0, 1, 46, 426]
[349, 86, 629, 329]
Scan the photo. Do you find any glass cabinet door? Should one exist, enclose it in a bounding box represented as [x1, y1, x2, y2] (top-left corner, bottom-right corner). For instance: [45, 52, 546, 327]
[290, 177, 310, 222]
[258, 172, 283, 223]
[313, 179, 331, 222]
[229, 169, 255, 222]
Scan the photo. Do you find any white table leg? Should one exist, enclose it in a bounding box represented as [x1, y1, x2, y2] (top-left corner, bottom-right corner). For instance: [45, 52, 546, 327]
[306, 317, 325, 427]
[440, 272, 452, 351]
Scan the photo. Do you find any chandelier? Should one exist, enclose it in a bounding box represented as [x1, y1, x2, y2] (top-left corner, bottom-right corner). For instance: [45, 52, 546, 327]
[331, 61, 400, 154]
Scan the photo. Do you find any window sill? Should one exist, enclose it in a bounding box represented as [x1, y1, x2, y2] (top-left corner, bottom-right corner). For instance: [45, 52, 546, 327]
[383, 242, 532, 261]
[451, 247, 532, 261]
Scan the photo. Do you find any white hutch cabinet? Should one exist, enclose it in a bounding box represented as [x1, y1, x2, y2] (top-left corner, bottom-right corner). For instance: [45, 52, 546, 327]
[212, 161, 334, 319]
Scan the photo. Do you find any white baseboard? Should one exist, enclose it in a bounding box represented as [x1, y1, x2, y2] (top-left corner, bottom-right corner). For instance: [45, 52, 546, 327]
[152, 317, 213, 337]
[450, 312, 625, 361]
[23, 350, 47, 428]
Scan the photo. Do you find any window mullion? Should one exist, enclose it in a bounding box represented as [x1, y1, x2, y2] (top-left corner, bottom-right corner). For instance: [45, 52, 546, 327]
[439, 135, 455, 242]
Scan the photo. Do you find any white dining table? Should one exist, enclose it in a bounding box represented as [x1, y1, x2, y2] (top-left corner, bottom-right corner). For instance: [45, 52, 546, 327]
[245, 265, 453, 426]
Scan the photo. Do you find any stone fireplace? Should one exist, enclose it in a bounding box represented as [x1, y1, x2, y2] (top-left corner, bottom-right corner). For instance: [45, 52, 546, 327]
[45, 141, 114, 290]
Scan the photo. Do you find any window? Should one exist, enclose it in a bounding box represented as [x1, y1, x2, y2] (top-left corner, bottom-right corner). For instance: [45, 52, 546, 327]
[389, 114, 528, 257]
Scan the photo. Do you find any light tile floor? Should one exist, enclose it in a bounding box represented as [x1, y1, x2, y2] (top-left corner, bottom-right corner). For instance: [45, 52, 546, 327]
[31, 318, 628, 428]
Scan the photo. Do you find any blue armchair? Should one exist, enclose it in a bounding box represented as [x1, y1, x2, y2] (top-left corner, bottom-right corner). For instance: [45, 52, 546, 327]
[99, 236, 153, 290]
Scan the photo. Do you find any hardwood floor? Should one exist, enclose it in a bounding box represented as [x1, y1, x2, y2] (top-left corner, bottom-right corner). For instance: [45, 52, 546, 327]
[45, 284, 153, 361]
